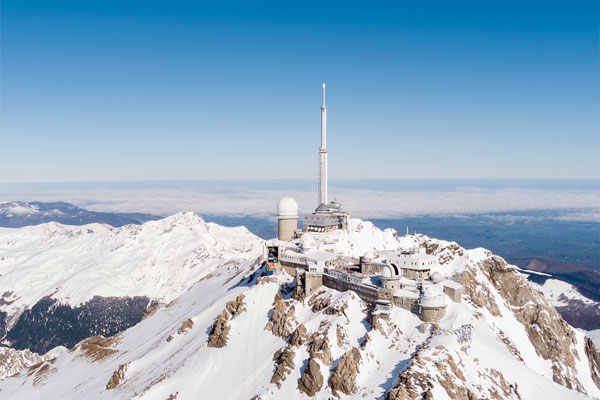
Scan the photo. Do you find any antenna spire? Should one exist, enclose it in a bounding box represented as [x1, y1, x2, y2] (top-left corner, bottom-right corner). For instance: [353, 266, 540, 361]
[318, 83, 328, 205]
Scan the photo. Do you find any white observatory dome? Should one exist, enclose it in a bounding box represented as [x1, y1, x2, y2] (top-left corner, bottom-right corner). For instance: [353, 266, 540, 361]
[431, 272, 443, 283]
[420, 287, 446, 308]
[363, 251, 375, 260]
[381, 265, 393, 278]
[277, 197, 299, 218]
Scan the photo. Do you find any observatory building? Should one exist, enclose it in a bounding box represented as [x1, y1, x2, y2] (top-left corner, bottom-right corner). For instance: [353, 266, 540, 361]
[277, 197, 298, 241]
[267, 83, 463, 324]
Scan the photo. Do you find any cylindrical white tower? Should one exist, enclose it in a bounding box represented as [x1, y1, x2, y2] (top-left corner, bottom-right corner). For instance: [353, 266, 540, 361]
[277, 197, 299, 241]
[318, 83, 328, 206]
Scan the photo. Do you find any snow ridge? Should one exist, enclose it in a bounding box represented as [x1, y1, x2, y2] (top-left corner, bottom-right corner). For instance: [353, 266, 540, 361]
[0, 215, 598, 399]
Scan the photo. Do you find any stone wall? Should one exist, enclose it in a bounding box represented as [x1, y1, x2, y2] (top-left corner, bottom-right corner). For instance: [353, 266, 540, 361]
[322, 274, 379, 305]
[420, 306, 445, 322]
[443, 286, 461, 302]
[304, 272, 324, 296]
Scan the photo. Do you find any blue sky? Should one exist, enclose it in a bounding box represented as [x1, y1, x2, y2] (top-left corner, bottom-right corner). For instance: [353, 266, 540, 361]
[1, 0, 598, 182]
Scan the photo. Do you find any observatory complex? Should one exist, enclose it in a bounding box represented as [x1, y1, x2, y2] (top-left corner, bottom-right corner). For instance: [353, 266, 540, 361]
[266, 84, 462, 323]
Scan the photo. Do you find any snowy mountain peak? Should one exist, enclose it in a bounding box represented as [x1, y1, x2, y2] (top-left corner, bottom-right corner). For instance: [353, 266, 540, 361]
[0, 213, 265, 319]
[0, 215, 598, 399]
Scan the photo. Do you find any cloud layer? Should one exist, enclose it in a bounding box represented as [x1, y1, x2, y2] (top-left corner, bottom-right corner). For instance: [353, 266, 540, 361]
[2, 182, 599, 222]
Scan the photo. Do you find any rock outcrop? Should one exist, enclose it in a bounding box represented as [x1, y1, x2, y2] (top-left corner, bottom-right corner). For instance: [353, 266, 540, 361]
[289, 324, 308, 347]
[328, 347, 361, 397]
[105, 362, 129, 390]
[0, 347, 48, 380]
[307, 333, 333, 365]
[71, 335, 119, 361]
[225, 294, 246, 317]
[207, 294, 247, 348]
[265, 291, 297, 338]
[478, 256, 585, 391]
[177, 318, 194, 334]
[298, 357, 324, 397]
[271, 346, 295, 388]
[207, 310, 231, 348]
[585, 336, 600, 391]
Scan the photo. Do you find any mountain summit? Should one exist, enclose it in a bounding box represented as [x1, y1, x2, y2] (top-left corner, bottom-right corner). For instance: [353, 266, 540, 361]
[0, 215, 598, 399]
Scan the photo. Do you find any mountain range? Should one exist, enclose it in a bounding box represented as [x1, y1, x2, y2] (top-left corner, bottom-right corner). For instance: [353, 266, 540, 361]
[0, 213, 598, 399]
[0, 201, 160, 228]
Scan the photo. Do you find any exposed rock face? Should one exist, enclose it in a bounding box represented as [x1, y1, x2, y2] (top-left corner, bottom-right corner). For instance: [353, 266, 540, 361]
[225, 294, 246, 317]
[265, 291, 296, 338]
[386, 340, 439, 400]
[460, 266, 501, 317]
[309, 291, 331, 312]
[105, 362, 129, 390]
[207, 294, 246, 348]
[307, 333, 333, 365]
[424, 241, 463, 263]
[71, 335, 119, 361]
[177, 318, 194, 334]
[289, 324, 308, 347]
[0, 347, 48, 380]
[478, 257, 585, 391]
[271, 346, 295, 388]
[328, 347, 361, 397]
[5, 295, 150, 354]
[585, 336, 600, 390]
[27, 359, 57, 387]
[298, 357, 324, 397]
[388, 328, 477, 400]
[207, 310, 231, 348]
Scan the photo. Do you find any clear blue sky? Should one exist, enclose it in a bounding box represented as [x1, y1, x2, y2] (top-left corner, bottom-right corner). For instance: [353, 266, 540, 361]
[1, 0, 598, 182]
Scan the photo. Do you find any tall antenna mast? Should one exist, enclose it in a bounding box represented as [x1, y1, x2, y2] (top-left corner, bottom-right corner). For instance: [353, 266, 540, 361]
[318, 83, 328, 205]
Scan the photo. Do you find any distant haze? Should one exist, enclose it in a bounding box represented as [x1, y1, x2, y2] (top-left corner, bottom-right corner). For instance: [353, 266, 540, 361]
[2, 179, 599, 222]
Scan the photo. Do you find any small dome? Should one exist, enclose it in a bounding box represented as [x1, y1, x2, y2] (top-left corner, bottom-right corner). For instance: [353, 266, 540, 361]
[431, 272, 442, 283]
[277, 197, 298, 217]
[363, 251, 375, 260]
[300, 235, 316, 250]
[381, 265, 392, 278]
[420, 288, 446, 308]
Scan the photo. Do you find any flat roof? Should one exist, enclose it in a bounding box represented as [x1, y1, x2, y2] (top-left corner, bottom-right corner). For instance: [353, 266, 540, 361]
[406, 253, 437, 260]
[303, 250, 337, 262]
[440, 279, 462, 289]
[393, 289, 419, 299]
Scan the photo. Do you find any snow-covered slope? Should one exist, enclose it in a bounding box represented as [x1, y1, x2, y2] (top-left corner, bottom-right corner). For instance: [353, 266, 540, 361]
[532, 278, 596, 307]
[0, 212, 265, 353]
[0, 217, 599, 399]
[0, 212, 263, 317]
[526, 275, 600, 333]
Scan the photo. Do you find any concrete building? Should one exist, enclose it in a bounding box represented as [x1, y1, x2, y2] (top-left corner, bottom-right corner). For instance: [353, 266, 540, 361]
[440, 279, 462, 303]
[360, 252, 384, 274]
[419, 287, 447, 322]
[277, 197, 299, 241]
[386, 249, 437, 280]
[303, 202, 349, 233]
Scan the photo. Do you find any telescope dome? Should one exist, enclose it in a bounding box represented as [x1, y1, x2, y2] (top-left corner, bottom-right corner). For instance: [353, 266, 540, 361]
[277, 197, 298, 217]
